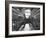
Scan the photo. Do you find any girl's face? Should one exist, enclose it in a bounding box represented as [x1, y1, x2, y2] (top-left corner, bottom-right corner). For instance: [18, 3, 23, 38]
[24, 9, 31, 19]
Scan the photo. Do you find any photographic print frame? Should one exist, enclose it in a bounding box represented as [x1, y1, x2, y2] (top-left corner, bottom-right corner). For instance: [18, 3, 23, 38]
[5, 1, 45, 37]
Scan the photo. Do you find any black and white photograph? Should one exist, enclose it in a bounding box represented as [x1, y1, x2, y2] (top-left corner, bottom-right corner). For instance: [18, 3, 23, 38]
[5, 1, 45, 37]
[12, 7, 40, 31]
